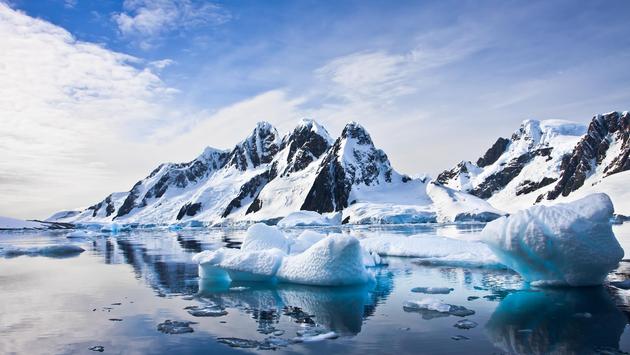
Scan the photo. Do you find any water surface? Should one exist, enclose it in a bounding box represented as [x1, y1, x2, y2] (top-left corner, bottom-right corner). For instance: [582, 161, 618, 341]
[1, 224, 630, 354]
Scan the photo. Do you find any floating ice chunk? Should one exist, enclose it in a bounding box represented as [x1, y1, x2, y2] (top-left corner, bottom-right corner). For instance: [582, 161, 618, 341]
[195, 247, 284, 282]
[157, 320, 196, 334]
[481, 193, 623, 286]
[403, 298, 475, 318]
[454, 319, 478, 329]
[403, 298, 452, 313]
[361, 235, 503, 268]
[289, 230, 326, 254]
[277, 235, 372, 286]
[2, 245, 85, 258]
[185, 305, 228, 317]
[277, 211, 341, 228]
[241, 223, 289, 254]
[411, 287, 454, 294]
[217, 337, 260, 348]
[451, 335, 469, 341]
[293, 331, 338, 343]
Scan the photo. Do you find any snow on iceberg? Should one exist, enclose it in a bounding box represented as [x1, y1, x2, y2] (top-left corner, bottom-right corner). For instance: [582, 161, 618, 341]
[277, 211, 341, 228]
[480, 193, 623, 286]
[194, 247, 284, 282]
[277, 234, 373, 286]
[360, 235, 504, 268]
[289, 230, 326, 254]
[241, 223, 290, 254]
[426, 182, 504, 223]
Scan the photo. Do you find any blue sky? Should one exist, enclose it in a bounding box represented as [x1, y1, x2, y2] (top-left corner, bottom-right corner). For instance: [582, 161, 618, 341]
[1, 0, 630, 218]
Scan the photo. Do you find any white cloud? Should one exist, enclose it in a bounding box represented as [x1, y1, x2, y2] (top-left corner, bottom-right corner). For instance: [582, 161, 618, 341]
[112, 0, 230, 49]
[0, 3, 182, 218]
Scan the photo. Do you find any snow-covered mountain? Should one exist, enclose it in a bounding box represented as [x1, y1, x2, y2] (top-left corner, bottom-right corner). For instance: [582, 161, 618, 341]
[437, 111, 629, 214]
[50, 119, 500, 226]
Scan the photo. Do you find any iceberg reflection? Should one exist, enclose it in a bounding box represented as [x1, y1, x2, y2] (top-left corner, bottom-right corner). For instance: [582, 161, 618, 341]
[198, 268, 394, 335]
[486, 287, 627, 354]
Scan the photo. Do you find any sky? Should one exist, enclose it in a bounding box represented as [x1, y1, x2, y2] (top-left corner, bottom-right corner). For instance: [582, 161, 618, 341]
[1, 0, 630, 219]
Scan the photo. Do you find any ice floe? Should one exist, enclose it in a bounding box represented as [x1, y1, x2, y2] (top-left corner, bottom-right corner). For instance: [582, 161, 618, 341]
[411, 287, 454, 294]
[156, 320, 196, 334]
[361, 235, 504, 268]
[277, 211, 341, 228]
[481, 193, 623, 286]
[1, 244, 85, 258]
[403, 298, 475, 319]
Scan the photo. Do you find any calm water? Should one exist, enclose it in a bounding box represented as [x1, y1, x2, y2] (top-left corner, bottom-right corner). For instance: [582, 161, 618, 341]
[1, 224, 630, 354]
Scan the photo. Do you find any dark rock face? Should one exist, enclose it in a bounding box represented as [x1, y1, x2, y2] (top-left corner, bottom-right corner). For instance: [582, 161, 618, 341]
[470, 148, 552, 199]
[545, 112, 629, 200]
[516, 177, 557, 196]
[115, 150, 228, 219]
[222, 167, 277, 218]
[87, 194, 117, 217]
[226, 122, 279, 171]
[279, 121, 331, 176]
[176, 202, 202, 220]
[477, 138, 510, 167]
[301, 122, 393, 213]
[436, 161, 469, 185]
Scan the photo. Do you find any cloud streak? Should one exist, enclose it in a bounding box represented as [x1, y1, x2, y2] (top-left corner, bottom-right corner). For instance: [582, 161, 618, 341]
[112, 0, 231, 49]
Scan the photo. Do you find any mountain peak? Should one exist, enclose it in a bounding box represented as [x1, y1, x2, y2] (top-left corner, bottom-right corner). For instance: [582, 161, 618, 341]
[341, 121, 373, 145]
[227, 121, 280, 171]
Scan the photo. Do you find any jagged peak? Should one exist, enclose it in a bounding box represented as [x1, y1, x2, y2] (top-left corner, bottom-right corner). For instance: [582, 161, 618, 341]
[227, 121, 280, 171]
[340, 121, 373, 145]
[294, 118, 333, 144]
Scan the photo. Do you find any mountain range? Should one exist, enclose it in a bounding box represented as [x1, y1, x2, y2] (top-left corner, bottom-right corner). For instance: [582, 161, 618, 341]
[48, 111, 629, 226]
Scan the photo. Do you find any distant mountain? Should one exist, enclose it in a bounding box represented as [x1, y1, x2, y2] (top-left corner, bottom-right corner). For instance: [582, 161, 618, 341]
[49, 119, 500, 226]
[437, 111, 629, 214]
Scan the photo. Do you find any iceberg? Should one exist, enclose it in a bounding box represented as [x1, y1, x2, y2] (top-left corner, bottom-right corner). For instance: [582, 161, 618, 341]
[480, 193, 623, 286]
[194, 224, 373, 286]
[277, 235, 373, 286]
[276, 211, 341, 228]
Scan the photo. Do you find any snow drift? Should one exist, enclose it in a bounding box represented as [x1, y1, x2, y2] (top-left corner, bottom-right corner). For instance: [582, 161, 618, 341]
[480, 193, 623, 286]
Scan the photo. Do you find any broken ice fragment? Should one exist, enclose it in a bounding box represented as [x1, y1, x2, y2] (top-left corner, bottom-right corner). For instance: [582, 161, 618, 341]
[453, 319, 478, 329]
[157, 320, 196, 334]
[185, 305, 228, 317]
[217, 337, 259, 348]
[411, 287, 454, 294]
[451, 335, 469, 341]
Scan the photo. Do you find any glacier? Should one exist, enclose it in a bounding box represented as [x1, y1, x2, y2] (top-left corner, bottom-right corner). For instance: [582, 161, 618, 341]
[480, 193, 623, 286]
